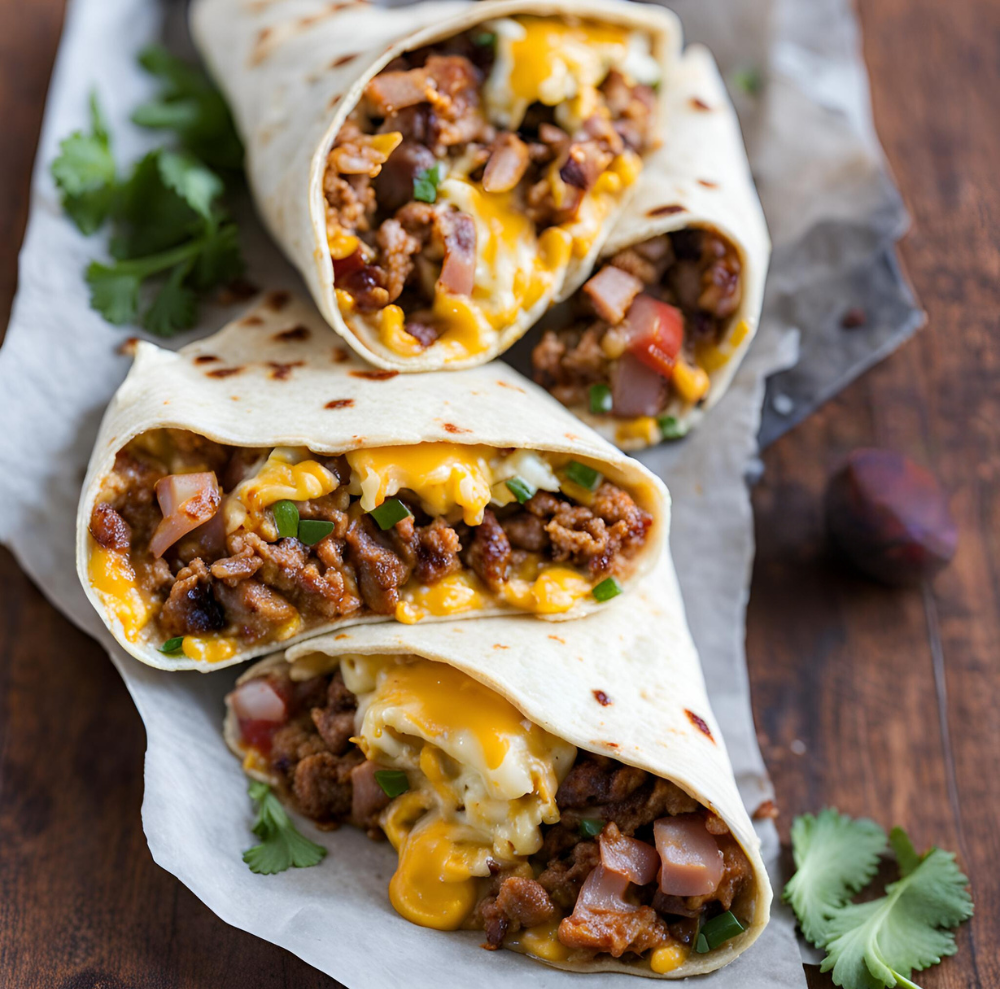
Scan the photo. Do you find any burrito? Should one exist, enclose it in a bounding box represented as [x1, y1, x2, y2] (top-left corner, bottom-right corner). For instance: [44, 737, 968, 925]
[225, 548, 770, 976]
[190, 0, 681, 370]
[530, 46, 770, 449]
[77, 295, 667, 671]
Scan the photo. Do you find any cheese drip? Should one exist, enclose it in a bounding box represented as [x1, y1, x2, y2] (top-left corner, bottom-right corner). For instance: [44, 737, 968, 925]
[344, 656, 576, 931]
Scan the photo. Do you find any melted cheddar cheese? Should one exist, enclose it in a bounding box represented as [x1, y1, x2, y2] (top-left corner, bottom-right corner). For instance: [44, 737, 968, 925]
[346, 443, 493, 525]
[395, 571, 486, 624]
[88, 546, 150, 642]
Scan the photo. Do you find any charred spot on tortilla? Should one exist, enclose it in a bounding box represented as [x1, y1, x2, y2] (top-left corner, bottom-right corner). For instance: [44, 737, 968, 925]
[206, 366, 244, 378]
[548, 634, 565, 644]
[273, 324, 311, 343]
[324, 398, 355, 409]
[593, 689, 612, 706]
[240, 315, 264, 327]
[685, 709, 714, 741]
[332, 347, 350, 362]
[216, 278, 258, 305]
[267, 361, 304, 380]
[690, 97, 712, 111]
[647, 204, 686, 217]
[331, 53, 359, 68]
[250, 27, 273, 66]
[443, 423, 471, 434]
[263, 290, 291, 312]
[349, 369, 398, 380]
[496, 380, 525, 392]
[698, 178, 719, 188]
[194, 354, 221, 365]
[328, 93, 343, 110]
[493, 643, 510, 650]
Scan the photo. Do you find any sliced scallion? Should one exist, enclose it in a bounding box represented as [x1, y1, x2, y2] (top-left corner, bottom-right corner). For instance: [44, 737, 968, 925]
[272, 499, 300, 539]
[413, 161, 447, 204]
[505, 476, 535, 505]
[658, 415, 687, 441]
[472, 30, 496, 46]
[159, 636, 184, 655]
[592, 576, 623, 603]
[695, 911, 746, 953]
[589, 383, 613, 414]
[297, 519, 336, 546]
[374, 769, 410, 798]
[564, 460, 603, 492]
[579, 818, 604, 838]
[369, 498, 413, 530]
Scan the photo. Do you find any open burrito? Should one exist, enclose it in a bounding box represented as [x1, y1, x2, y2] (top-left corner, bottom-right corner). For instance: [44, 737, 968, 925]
[225, 547, 770, 976]
[530, 46, 770, 449]
[190, 0, 680, 370]
[77, 295, 667, 671]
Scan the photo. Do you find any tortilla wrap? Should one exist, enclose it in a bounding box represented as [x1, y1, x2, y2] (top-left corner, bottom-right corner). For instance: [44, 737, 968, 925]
[224, 543, 770, 976]
[531, 45, 770, 450]
[76, 293, 668, 672]
[190, 0, 681, 370]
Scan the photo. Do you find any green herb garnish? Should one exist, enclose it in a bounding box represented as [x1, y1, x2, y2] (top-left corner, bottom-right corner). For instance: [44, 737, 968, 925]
[374, 770, 410, 798]
[505, 477, 535, 505]
[589, 384, 613, 415]
[784, 810, 974, 989]
[413, 161, 447, 204]
[369, 498, 413, 530]
[591, 577, 622, 603]
[297, 519, 336, 546]
[658, 415, 688, 441]
[694, 911, 745, 953]
[472, 31, 496, 47]
[732, 67, 763, 96]
[564, 460, 603, 492]
[243, 781, 327, 875]
[579, 818, 604, 838]
[159, 636, 185, 655]
[272, 500, 300, 539]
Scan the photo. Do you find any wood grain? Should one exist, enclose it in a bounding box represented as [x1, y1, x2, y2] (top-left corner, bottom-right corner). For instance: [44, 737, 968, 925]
[1, 0, 997, 986]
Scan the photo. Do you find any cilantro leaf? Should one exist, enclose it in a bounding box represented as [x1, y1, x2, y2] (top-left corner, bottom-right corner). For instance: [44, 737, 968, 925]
[190, 221, 244, 290]
[243, 780, 326, 875]
[157, 150, 225, 220]
[821, 828, 973, 989]
[133, 45, 244, 172]
[85, 262, 142, 325]
[51, 92, 117, 234]
[143, 261, 197, 336]
[784, 808, 887, 946]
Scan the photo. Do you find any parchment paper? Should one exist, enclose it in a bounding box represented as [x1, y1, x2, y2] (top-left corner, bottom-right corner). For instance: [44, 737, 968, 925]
[0, 0, 917, 984]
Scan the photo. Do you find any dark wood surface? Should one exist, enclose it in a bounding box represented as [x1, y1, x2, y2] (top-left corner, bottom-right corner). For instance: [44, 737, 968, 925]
[1, 0, 997, 986]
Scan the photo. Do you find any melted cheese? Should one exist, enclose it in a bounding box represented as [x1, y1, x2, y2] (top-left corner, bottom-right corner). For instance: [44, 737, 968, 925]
[352, 656, 576, 930]
[501, 565, 593, 615]
[378, 304, 423, 357]
[508, 921, 574, 962]
[695, 318, 751, 373]
[395, 571, 485, 624]
[650, 942, 689, 974]
[346, 443, 493, 525]
[181, 635, 237, 664]
[615, 417, 662, 447]
[234, 448, 338, 515]
[88, 546, 150, 642]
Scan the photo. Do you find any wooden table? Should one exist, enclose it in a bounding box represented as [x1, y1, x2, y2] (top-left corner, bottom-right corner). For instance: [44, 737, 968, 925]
[1, 0, 996, 985]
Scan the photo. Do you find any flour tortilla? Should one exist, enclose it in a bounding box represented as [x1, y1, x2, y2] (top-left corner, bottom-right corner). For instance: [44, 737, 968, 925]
[190, 0, 681, 370]
[76, 293, 668, 671]
[225, 543, 771, 977]
[565, 45, 771, 449]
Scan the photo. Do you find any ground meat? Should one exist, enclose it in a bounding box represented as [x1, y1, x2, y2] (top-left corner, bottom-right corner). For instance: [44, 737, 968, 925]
[292, 749, 363, 823]
[375, 218, 422, 303]
[345, 515, 413, 613]
[159, 558, 226, 636]
[481, 877, 558, 948]
[209, 544, 263, 584]
[213, 579, 298, 642]
[500, 512, 549, 552]
[311, 670, 358, 755]
[558, 902, 670, 958]
[413, 517, 462, 584]
[556, 754, 649, 809]
[89, 503, 131, 551]
[464, 509, 511, 591]
[538, 840, 600, 911]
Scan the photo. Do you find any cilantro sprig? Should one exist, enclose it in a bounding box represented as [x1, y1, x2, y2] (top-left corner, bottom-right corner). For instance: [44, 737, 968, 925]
[243, 781, 327, 875]
[51, 50, 245, 337]
[784, 810, 973, 989]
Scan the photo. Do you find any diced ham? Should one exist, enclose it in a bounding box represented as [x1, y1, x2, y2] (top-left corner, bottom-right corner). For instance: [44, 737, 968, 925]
[229, 677, 288, 724]
[149, 472, 221, 559]
[654, 814, 725, 897]
[437, 210, 476, 296]
[482, 133, 530, 193]
[598, 822, 660, 886]
[610, 351, 666, 417]
[583, 265, 644, 325]
[623, 294, 684, 379]
[576, 863, 636, 913]
[365, 68, 429, 116]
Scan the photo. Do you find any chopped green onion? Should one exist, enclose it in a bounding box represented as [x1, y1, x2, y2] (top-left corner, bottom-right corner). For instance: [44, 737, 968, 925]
[505, 476, 535, 504]
[369, 498, 413, 530]
[297, 519, 336, 546]
[472, 31, 496, 46]
[374, 769, 410, 798]
[413, 161, 447, 203]
[272, 500, 300, 539]
[159, 636, 184, 655]
[564, 460, 603, 492]
[592, 576, 622, 603]
[695, 911, 746, 953]
[732, 68, 763, 96]
[579, 818, 604, 838]
[589, 383, 613, 414]
[658, 415, 688, 440]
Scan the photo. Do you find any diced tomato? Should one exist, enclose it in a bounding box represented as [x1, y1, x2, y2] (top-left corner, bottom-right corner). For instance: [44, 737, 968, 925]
[332, 248, 366, 280]
[623, 294, 684, 379]
[238, 718, 280, 755]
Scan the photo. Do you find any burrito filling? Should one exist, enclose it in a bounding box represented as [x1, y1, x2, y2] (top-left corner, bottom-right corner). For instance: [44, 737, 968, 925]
[531, 228, 744, 445]
[87, 430, 652, 656]
[230, 654, 755, 971]
[325, 16, 661, 361]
